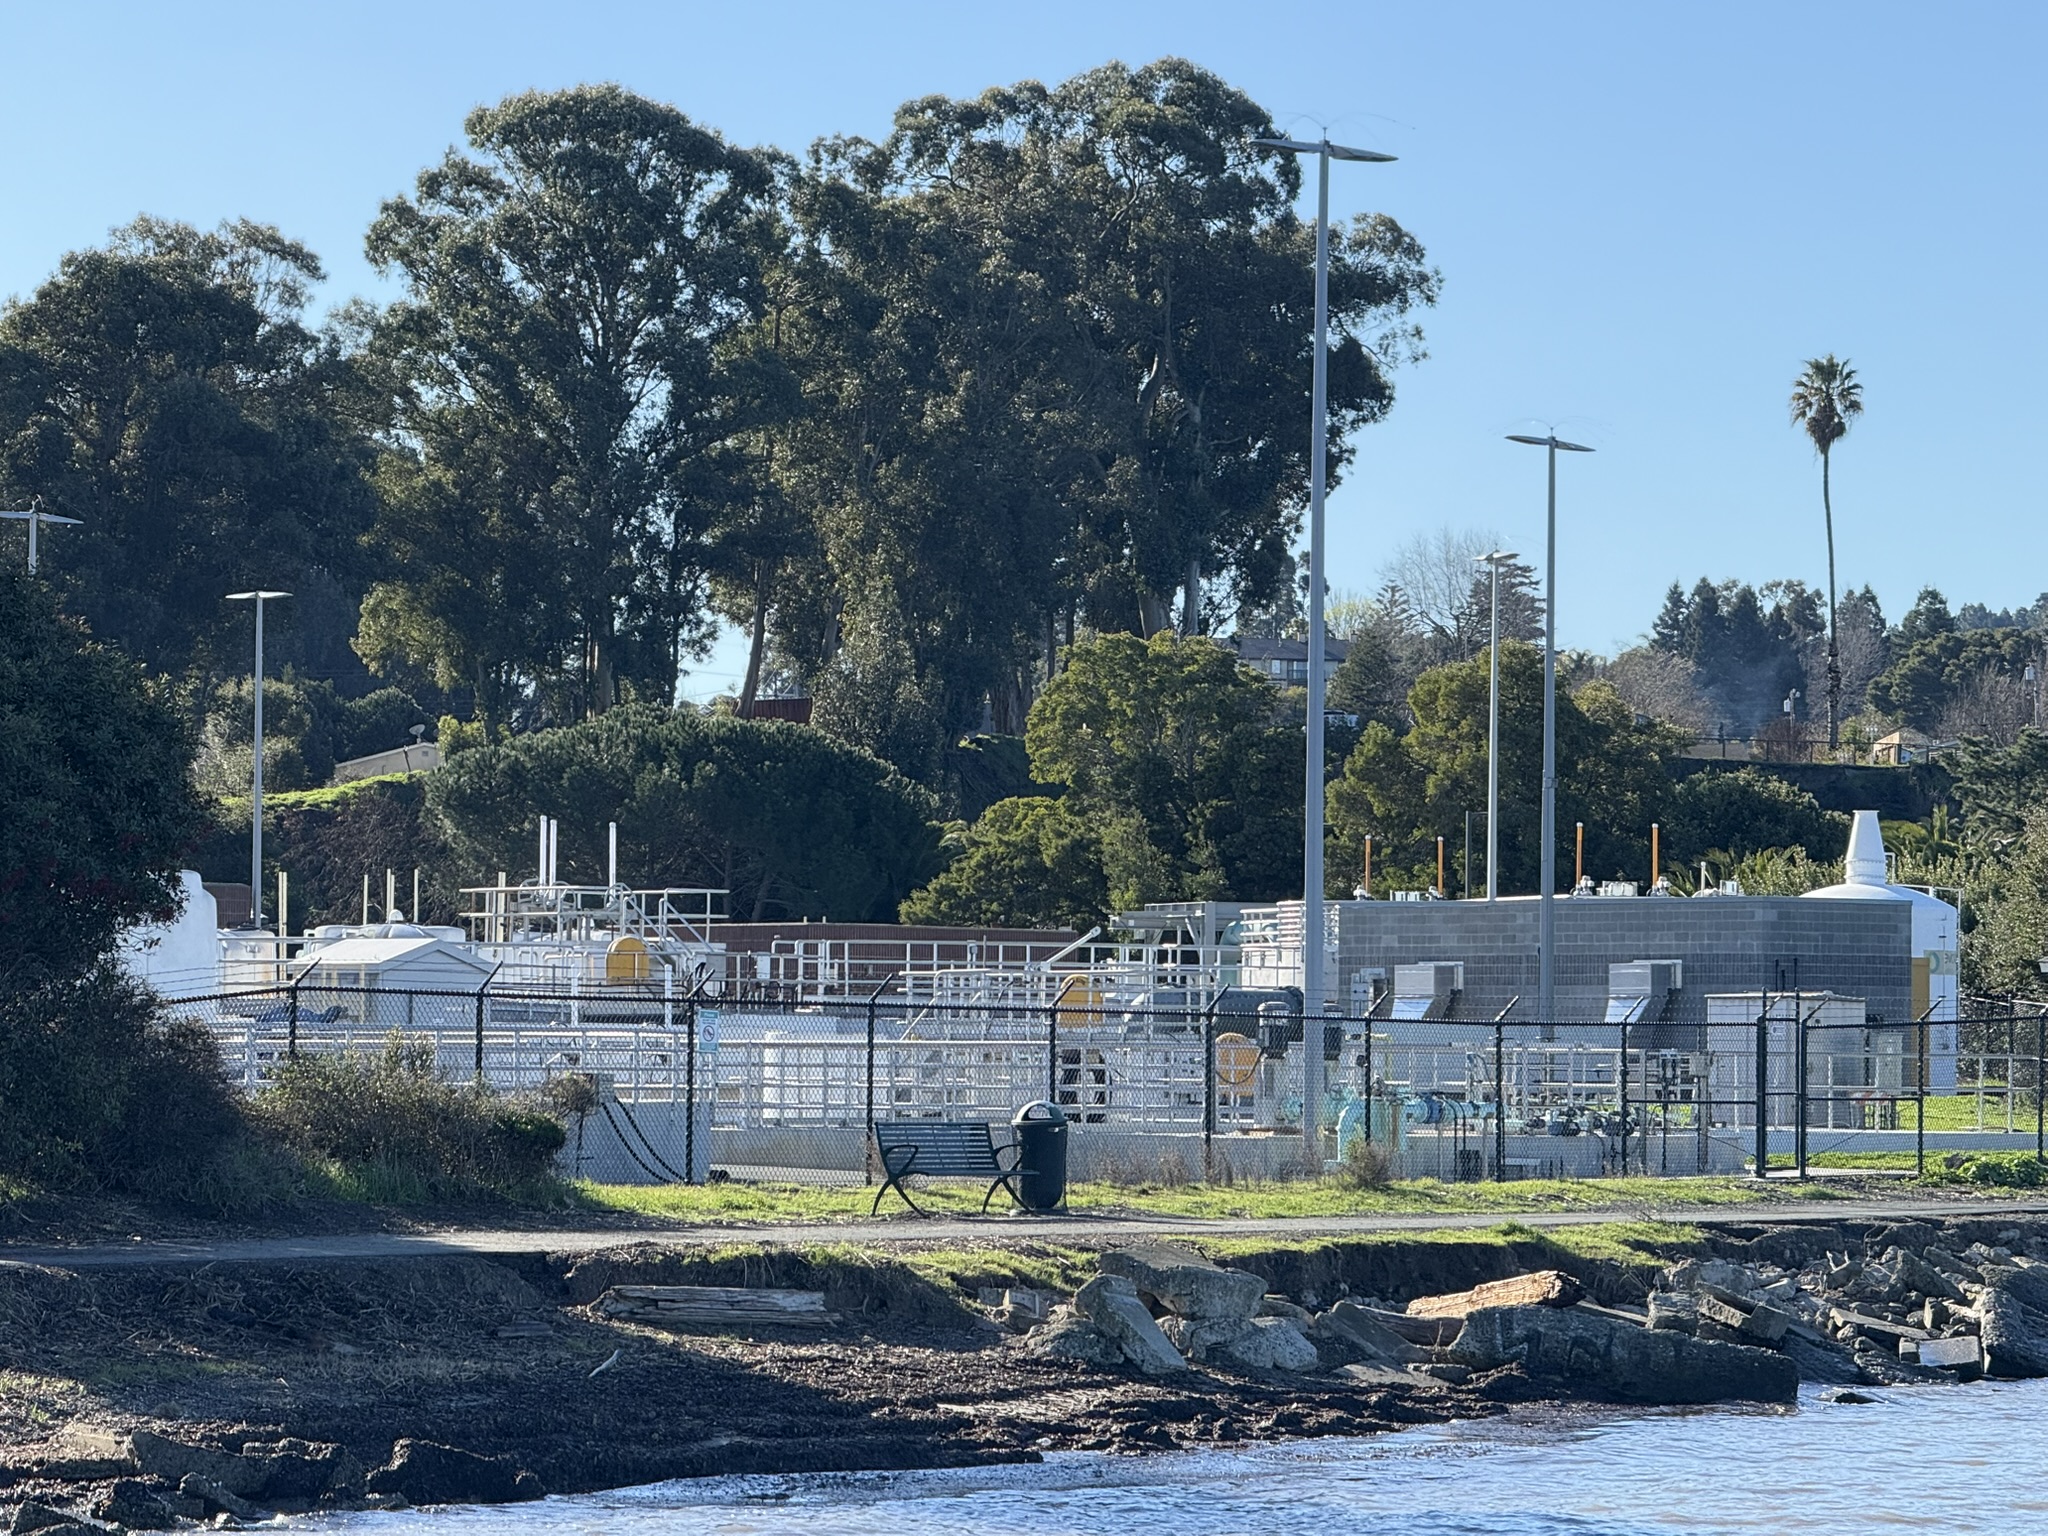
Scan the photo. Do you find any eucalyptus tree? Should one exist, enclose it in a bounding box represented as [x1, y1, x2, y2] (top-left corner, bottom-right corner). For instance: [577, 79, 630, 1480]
[361, 86, 787, 723]
[774, 60, 1437, 773]
[1789, 354, 1864, 750]
[0, 218, 376, 681]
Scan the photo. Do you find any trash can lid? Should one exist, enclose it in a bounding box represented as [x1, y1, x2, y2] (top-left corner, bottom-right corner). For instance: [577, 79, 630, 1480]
[1013, 1100, 1067, 1124]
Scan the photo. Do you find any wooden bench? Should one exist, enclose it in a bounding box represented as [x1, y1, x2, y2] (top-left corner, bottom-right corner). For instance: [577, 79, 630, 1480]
[869, 1119, 1043, 1216]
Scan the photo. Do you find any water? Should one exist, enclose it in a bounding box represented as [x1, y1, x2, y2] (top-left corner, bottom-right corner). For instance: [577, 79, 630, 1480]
[308, 1382, 2048, 1535]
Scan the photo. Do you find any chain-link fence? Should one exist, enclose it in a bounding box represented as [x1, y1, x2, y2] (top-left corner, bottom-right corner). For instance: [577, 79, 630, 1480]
[170, 981, 2048, 1187]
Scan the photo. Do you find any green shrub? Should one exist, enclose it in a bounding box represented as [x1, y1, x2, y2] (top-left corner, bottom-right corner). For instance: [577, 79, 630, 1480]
[1958, 1152, 2048, 1188]
[254, 1035, 566, 1202]
[0, 968, 287, 1211]
[1333, 1134, 1395, 1190]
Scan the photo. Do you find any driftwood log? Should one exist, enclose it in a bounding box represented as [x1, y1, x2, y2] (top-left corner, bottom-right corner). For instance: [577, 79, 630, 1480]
[592, 1285, 840, 1330]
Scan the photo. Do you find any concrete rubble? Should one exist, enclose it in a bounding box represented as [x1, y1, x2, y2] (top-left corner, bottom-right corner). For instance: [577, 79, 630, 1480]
[1022, 1224, 2048, 1404]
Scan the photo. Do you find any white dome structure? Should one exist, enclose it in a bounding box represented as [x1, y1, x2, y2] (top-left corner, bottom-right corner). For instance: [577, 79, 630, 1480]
[1803, 809, 1960, 1090]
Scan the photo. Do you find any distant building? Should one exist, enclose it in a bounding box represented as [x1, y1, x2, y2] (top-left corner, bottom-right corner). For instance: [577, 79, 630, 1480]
[1869, 727, 1940, 766]
[330, 741, 444, 785]
[1230, 634, 1350, 686]
[745, 697, 814, 724]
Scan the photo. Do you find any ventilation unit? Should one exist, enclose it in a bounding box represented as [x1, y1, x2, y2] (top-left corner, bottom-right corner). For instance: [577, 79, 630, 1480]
[1606, 959, 1682, 1024]
[1389, 961, 1463, 1021]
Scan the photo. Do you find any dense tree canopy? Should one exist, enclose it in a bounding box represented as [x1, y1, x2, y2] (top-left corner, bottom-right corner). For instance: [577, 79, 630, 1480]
[1329, 644, 1682, 895]
[0, 218, 378, 682]
[1026, 632, 1300, 905]
[768, 60, 1438, 773]
[358, 86, 788, 727]
[0, 565, 209, 991]
[429, 706, 944, 922]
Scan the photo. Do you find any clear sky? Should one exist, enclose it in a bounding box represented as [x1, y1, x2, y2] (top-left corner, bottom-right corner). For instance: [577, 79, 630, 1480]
[4, 1, 2042, 701]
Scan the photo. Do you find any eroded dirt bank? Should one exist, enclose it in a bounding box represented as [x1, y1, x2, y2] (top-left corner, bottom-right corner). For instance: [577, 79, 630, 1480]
[3, 1212, 2044, 1524]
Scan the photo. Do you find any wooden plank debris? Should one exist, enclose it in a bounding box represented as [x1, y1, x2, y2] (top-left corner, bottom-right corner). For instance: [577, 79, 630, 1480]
[1406, 1270, 1584, 1320]
[593, 1285, 840, 1330]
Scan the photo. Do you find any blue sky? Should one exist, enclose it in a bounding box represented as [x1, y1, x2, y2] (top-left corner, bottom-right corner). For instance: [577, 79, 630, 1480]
[3, 1, 2041, 700]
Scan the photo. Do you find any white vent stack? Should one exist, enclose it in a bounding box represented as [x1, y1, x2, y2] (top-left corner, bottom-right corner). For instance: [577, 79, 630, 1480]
[1803, 809, 1960, 1090]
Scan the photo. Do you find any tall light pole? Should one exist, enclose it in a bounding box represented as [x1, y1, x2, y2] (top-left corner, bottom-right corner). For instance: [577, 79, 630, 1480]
[1506, 435, 1593, 1025]
[1255, 132, 1396, 1153]
[0, 498, 83, 573]
[1476, 550, 1518, 901]
[227, 591, 290, 930]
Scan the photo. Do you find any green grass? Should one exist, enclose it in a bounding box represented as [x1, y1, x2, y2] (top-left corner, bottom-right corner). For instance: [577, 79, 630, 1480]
[575, 1172, 1855, 1227]
[1899, 1094, 2047, 1132]
[216, 771, 420, 816]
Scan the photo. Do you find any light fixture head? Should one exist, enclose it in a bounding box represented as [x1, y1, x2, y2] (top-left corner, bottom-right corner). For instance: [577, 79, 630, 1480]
[1506, 434, 1595, 453]
[1251, 135, 1397, 163]
[226, 590, 292, 601]
[1476, 549, 1521, 565]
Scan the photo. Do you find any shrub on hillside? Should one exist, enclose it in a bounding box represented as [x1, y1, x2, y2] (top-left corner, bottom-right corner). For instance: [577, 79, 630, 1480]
[255, 1036, 566, 1201]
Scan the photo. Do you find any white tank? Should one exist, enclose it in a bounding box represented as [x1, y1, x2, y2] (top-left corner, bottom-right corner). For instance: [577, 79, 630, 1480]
[1803, 809, 1960, 1091]
[115, 870, 222, 999]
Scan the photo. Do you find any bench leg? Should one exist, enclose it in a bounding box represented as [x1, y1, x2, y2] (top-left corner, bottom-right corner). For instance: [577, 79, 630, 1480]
[873, 1161, 928, 1217]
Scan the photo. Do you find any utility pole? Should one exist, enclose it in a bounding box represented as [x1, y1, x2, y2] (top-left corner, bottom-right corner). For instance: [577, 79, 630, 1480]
[1506, 435, 1594, 1025]
[0, 498, 82, 573]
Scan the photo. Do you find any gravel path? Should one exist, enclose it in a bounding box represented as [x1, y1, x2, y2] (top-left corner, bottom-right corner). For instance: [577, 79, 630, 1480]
[6, 1193, 2045, 1268]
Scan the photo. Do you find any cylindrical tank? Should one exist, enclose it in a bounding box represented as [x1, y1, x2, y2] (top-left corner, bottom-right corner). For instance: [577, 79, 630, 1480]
[1803, 809, 1960, 1091]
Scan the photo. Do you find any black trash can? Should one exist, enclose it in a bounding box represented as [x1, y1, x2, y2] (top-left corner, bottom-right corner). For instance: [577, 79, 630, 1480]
[1010, 1100, 1069, 1212]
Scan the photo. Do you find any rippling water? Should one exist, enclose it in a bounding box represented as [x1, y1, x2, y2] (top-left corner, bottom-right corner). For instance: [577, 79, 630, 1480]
[309, 1381, 2048, 1536]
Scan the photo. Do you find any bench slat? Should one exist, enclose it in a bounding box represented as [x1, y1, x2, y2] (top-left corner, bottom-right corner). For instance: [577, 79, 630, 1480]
[873, 1120, 1008, 1177]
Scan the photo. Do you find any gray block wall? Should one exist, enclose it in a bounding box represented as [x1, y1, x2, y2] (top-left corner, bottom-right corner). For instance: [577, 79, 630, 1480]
[1332, 894, 1911, 1041]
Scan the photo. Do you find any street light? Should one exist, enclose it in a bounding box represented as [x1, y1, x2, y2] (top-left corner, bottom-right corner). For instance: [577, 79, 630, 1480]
[1475, 551, 1518, 901]
[1254, 132, 1397, 1154]
[226, 591, 290, 930]
[1506, 434, 1594, 1027]
[0, 497, 83, 573]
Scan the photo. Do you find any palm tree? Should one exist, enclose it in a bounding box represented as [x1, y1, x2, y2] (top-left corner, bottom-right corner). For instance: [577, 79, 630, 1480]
[1789, 355, 1864, 753]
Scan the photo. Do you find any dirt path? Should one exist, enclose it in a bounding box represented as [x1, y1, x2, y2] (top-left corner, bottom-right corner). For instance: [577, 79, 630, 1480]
[5, 1193, 2044, 1268]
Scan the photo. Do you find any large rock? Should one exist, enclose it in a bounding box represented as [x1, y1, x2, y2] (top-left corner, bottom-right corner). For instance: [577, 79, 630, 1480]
[1159, 1314, 1249, 1363]
[1028, 1311, 1125, 1368]
[1072, 1275, 1187, 1375]
[127, 1430, 261, 1497]
[365, 1441, 542, 1506]
[1891, 1248, 1967, 1304]
[1209, 1316, 1319, 1374]
[1097, 1245, 1265, 1322]
[1981, 1262, 2048, 1316]
[92, 1482, 175, 1531]
[1449, 1305, 1798, 1405]
[1978, 1287, 2048, 1379]
[26, 1426, 136, 1481]
[1310, 1301, 1427, 1364]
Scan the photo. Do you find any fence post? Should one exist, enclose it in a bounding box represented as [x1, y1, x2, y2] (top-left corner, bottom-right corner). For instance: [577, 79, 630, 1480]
[1754, 1016, 1770, 1179]
[1047, 974, 1083, 1110]
[1917, 1016, 1928, 1180]
[1201, 987, 1234, 1183]
[287, 978, 300, 1059]
[1617, 1018, 1630, 1178]
[2037, 1013, 2044, 1166]
[1362, 1017, 1375, 1146]
[1493, 1018, 1506, 1182]
[863, 971, 898, 1188]
[1794, 993, 1808, 1181]
[684, 995, 698, 1187]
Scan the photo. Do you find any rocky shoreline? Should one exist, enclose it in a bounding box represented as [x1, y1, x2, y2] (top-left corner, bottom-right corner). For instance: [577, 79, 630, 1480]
[5, 1213, 2048, 1528]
